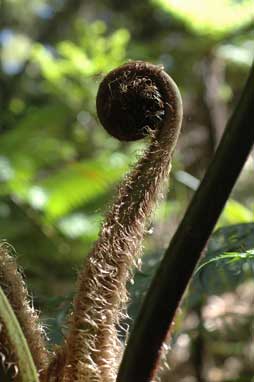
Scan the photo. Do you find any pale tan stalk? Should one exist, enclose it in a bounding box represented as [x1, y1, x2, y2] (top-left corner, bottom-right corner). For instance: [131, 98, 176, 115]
[57, 61, 182, 382]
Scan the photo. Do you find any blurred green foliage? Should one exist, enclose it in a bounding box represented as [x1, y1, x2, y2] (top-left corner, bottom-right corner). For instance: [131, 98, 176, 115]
[129, 222, 254, 320]
[0, 20, 133, 284]
[1, 0, 254, 380]
[154, 0, 254, 37]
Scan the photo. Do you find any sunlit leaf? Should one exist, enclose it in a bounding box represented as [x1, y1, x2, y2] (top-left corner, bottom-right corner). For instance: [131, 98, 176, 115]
[218, 199, 253, 226]
[154, 0, 254, 38]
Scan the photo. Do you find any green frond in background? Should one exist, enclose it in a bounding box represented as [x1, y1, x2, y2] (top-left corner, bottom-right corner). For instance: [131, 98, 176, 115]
[193, 223, 254, 298]
[128, 223, 254, 326]
[31, 22, 129, 108]
[0, 21, 132, 248]
[39, 155, 129, 220]
[153, 0, 254, 38]
[196, 249, 254, 274]
[0, 105, 74, 196]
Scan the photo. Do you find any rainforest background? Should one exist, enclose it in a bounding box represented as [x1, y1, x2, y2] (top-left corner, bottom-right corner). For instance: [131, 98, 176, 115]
[1, 1, 254, 381]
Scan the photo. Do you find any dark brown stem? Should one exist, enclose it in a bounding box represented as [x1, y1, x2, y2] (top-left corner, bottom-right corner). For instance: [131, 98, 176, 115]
[54, 61, 182, 382]
[117, 64, 254, 382]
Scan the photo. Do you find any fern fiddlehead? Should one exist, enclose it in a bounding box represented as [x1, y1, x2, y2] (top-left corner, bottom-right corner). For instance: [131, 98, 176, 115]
[52, 61, 183, 382]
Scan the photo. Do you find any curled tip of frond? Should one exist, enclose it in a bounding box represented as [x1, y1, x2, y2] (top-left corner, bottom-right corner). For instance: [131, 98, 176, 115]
[54, 61, 182, 382]
[0, 242, 49, 375]
[96, 61, 182, 144]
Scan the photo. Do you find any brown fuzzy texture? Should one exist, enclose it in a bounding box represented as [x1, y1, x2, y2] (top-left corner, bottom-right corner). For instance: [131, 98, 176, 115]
[51, 61, 182, 382]
[0, 327, 19, 380]
[0, 243, 49, 378]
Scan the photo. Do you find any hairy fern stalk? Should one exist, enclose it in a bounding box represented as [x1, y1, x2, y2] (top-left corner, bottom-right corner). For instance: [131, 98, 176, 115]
[0, 243, 49, 380]
[57, 61, 183, 382]
[0, 61, 183, 382]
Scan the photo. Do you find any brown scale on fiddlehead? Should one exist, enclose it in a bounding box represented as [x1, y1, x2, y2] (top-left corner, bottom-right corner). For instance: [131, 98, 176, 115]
[54, 61, 182, 382]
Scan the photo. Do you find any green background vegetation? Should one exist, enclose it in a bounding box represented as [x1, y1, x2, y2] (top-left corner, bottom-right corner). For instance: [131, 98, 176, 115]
[1, 0, 254, 380]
